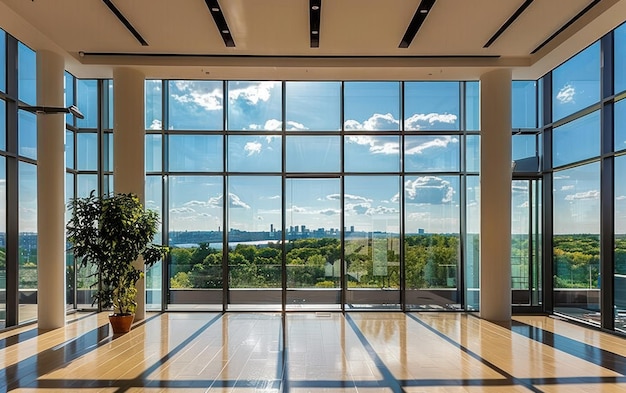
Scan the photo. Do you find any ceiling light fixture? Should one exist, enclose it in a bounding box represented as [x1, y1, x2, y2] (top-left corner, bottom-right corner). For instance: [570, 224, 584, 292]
[484, 0, 533, 48]
[310, 0, 321, 48]
[204, 0, 235, 47]
[399, 0, 436, 48]
[101, 0, 148, 46]
[20, 105, 85, 119]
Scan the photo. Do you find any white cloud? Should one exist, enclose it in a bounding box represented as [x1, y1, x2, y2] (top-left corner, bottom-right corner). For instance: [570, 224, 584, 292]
[148, 119, 162, 130]
[327, 193, 372, 203]
[184, 200, 207, 207]
[556, 84, 576, 104]
[320, 208, 340, 216]
[207, 193, 251, 209]
[289, 205, 306, 213]
[405, 136, 458, 155]
[170, 207, 196, 214]
[286, 121, 308, 131]
[244, 141, 262, 156]
[402, 176, 455, 204]
[248, 118, 282, 131]
[405, 113, 458, 130]
[565, 190, 600, 201]
[172, 81, 223, 111]
[617, 195, 626, 201]
[346, 135, 399, 155]
[344, 113, 399, 131]
[228, 82, 276, 105]
[560, 185, 575, 191]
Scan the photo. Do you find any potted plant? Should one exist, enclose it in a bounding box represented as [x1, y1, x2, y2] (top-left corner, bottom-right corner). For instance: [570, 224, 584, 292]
[67, 191, 169, 334]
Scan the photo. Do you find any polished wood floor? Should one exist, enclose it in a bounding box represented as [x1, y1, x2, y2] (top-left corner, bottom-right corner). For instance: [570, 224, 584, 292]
[1, 312, 626, 392]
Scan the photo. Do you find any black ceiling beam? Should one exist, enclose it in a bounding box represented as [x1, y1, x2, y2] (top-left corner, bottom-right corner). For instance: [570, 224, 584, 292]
[531, 0, 601, 54]
[399, 0, 436, 48]
[204, 0, 235, 47]
[101, 0, 148, 46]
[484, 0, 534, 48]
[310, 0, 321, 48]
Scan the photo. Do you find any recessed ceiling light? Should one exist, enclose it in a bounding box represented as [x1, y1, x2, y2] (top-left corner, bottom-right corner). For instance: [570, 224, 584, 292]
[222, 29, 229, 34]
[312, 5, 320, 10]
[211, 7, 219, 11]
[419, 9, 428, 13]
[312, 30, 319, 35]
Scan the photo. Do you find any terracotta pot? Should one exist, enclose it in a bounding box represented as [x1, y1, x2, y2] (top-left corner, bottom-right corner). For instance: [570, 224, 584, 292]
[109, 314, 134, 334]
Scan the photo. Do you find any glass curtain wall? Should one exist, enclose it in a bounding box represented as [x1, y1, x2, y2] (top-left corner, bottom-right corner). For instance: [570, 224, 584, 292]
[148, 80, 474, 311]
[548, 40, 603, 325]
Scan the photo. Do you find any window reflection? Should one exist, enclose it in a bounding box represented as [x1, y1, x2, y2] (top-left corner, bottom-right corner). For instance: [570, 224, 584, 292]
[168, 80, 223, 131]
[18, 110, 36, 160]
[168, 135, 223, 172]
[18, 42, 36, 106]
[512, 81, 537, 128]
[405, 82, 460, 131]
[227, 81, 282, 131]
[552, 111, 600, 167]
[286, 82, 341, 131]
[552, 42, 600, 121]
[344, 82, 400, 131]
[286, 135, 340, 172]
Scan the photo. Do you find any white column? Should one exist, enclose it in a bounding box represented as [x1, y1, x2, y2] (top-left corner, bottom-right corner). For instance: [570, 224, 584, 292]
[479, 68, 512, 322]
[36, 50, 66, 329]
[112, 67, 146, 320]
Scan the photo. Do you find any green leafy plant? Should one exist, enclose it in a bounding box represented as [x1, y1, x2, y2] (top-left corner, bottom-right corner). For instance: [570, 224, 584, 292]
[67, 191, 169, 315]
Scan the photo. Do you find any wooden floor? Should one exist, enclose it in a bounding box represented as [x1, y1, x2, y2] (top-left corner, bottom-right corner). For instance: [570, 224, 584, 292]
[1, 312, 626, 392]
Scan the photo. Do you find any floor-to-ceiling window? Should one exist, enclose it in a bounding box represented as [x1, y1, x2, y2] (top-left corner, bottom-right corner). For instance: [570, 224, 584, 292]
[145, 80, 476, 311]
[549, 41, 603, 325]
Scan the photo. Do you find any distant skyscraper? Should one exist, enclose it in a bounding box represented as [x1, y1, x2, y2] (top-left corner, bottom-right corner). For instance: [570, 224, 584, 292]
[350, 225, 355, 232]
[418, 228, 425, 234]
[270, 224, 274, 233]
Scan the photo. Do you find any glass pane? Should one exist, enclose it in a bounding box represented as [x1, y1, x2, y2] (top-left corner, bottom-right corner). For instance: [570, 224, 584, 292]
[512, 180, 530, 298]
[168, 135, 223, 172]
[466, 81, 479, 131]
[466, 135, 479, 172]
[145, 175, 163, 310]
[228, 176, 282, 310]
[615, 22, 626, 95]
[465, 175, 480, 310]
[18, 162, 37, 323]
[145, 80, 162, 130]
[102, 80, 113, 130]
[344, 176, 400, 309]
[344, 82, 400, 131]
[0, 29, 5, 93]
[77, 132, 97, 171]
[18, 109, 37, 159]
[227, 81, 282, 131]
[286, 178, 340, 310]
[405, 82, 460, 131]
[405, 175, 460, 310]
[65, 130, 74, 169]
[552, 42, 600, 121]
[553, 111, 600, 167]
[168, 80, 223, 130]
[227, 135, 281, 172]
[0, 158, 4, 327]
[344, 135, 399, 172]
[512, 81, 537, 128]
[104, 132, 113, 172]
[145, 134, 162, 172]
[553, 163, 600, 325]
[404, 135, 460, 172]
[286, 82, 341, 131]
[0, 100, 5, 151]
[512, 134, 537, 161]
[64, 72, 75, 126]
[285, 135, 340, 172]
[76, 174, 98, 197]
[77, 79, 98, 129]
[168, 176, 223, 310]
[65, 172, 75, 310]
[616, 155, 626, 331]
[616, 99, 626, 153]
[18, 42, 36, 105]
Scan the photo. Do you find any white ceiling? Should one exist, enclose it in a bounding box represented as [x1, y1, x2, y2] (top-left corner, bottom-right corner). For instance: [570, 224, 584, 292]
[0, 0, 625, 80]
